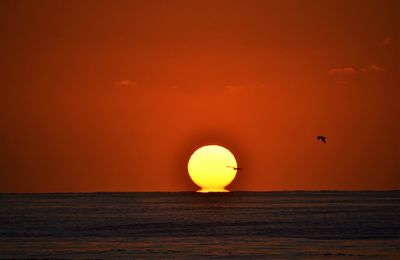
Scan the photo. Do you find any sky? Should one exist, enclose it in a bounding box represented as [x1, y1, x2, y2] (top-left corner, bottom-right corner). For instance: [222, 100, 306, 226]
[1, 0, 399, 192]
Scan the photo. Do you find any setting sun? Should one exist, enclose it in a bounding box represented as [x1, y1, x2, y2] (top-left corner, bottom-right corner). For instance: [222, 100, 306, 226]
[188, 145, 238, 193]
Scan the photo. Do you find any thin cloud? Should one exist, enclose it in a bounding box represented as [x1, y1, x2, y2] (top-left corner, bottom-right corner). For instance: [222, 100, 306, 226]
[381, 37, 392, 46]
[329, 64, 384, 76]
[224, 85, 241, 93]
[328, 67, 357, 75]
[115, 80, 138, 87]
[359, 64, 384, 73]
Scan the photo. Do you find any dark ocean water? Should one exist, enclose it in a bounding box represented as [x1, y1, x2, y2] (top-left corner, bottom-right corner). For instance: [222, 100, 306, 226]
[1, 191, 400, 259]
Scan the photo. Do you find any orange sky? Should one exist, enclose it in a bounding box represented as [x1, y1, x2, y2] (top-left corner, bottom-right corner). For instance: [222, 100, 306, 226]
[1, 0, 399, 192]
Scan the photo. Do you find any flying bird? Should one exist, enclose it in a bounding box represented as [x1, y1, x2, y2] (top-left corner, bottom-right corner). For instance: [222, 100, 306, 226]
[317, 135, 327, 144]
[226, 166, 243, 171]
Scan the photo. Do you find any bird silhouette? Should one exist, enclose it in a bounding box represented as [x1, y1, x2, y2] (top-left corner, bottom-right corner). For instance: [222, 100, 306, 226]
[226, 166, 243, 171]
[317, 135, 327, 144]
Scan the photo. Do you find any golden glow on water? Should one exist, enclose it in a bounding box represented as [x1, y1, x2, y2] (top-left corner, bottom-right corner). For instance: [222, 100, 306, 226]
[188, 145, 237, 192]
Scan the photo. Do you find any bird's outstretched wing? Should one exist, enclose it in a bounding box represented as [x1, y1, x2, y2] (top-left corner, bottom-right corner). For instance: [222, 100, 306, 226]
[226, 166, 244, 171]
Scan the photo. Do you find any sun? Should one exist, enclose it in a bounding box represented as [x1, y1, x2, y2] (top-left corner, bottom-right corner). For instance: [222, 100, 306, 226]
[187, 145, 238, 193]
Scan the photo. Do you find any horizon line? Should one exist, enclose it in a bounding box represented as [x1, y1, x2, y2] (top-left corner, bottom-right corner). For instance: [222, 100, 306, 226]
[1, 189, 400, 195]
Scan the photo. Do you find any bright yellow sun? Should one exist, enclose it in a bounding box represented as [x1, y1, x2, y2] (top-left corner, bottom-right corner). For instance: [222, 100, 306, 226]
[188, 145, 237, 193]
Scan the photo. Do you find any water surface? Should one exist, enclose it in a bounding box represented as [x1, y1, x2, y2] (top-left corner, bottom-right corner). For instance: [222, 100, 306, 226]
[1, 191, 399, 258]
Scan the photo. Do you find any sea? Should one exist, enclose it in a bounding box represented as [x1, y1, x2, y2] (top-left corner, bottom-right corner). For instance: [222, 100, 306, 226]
[1, 191, 399, 259]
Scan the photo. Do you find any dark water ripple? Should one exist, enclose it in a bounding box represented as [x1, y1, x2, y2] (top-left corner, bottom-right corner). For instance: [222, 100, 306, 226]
[0, 191, 399, 258]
